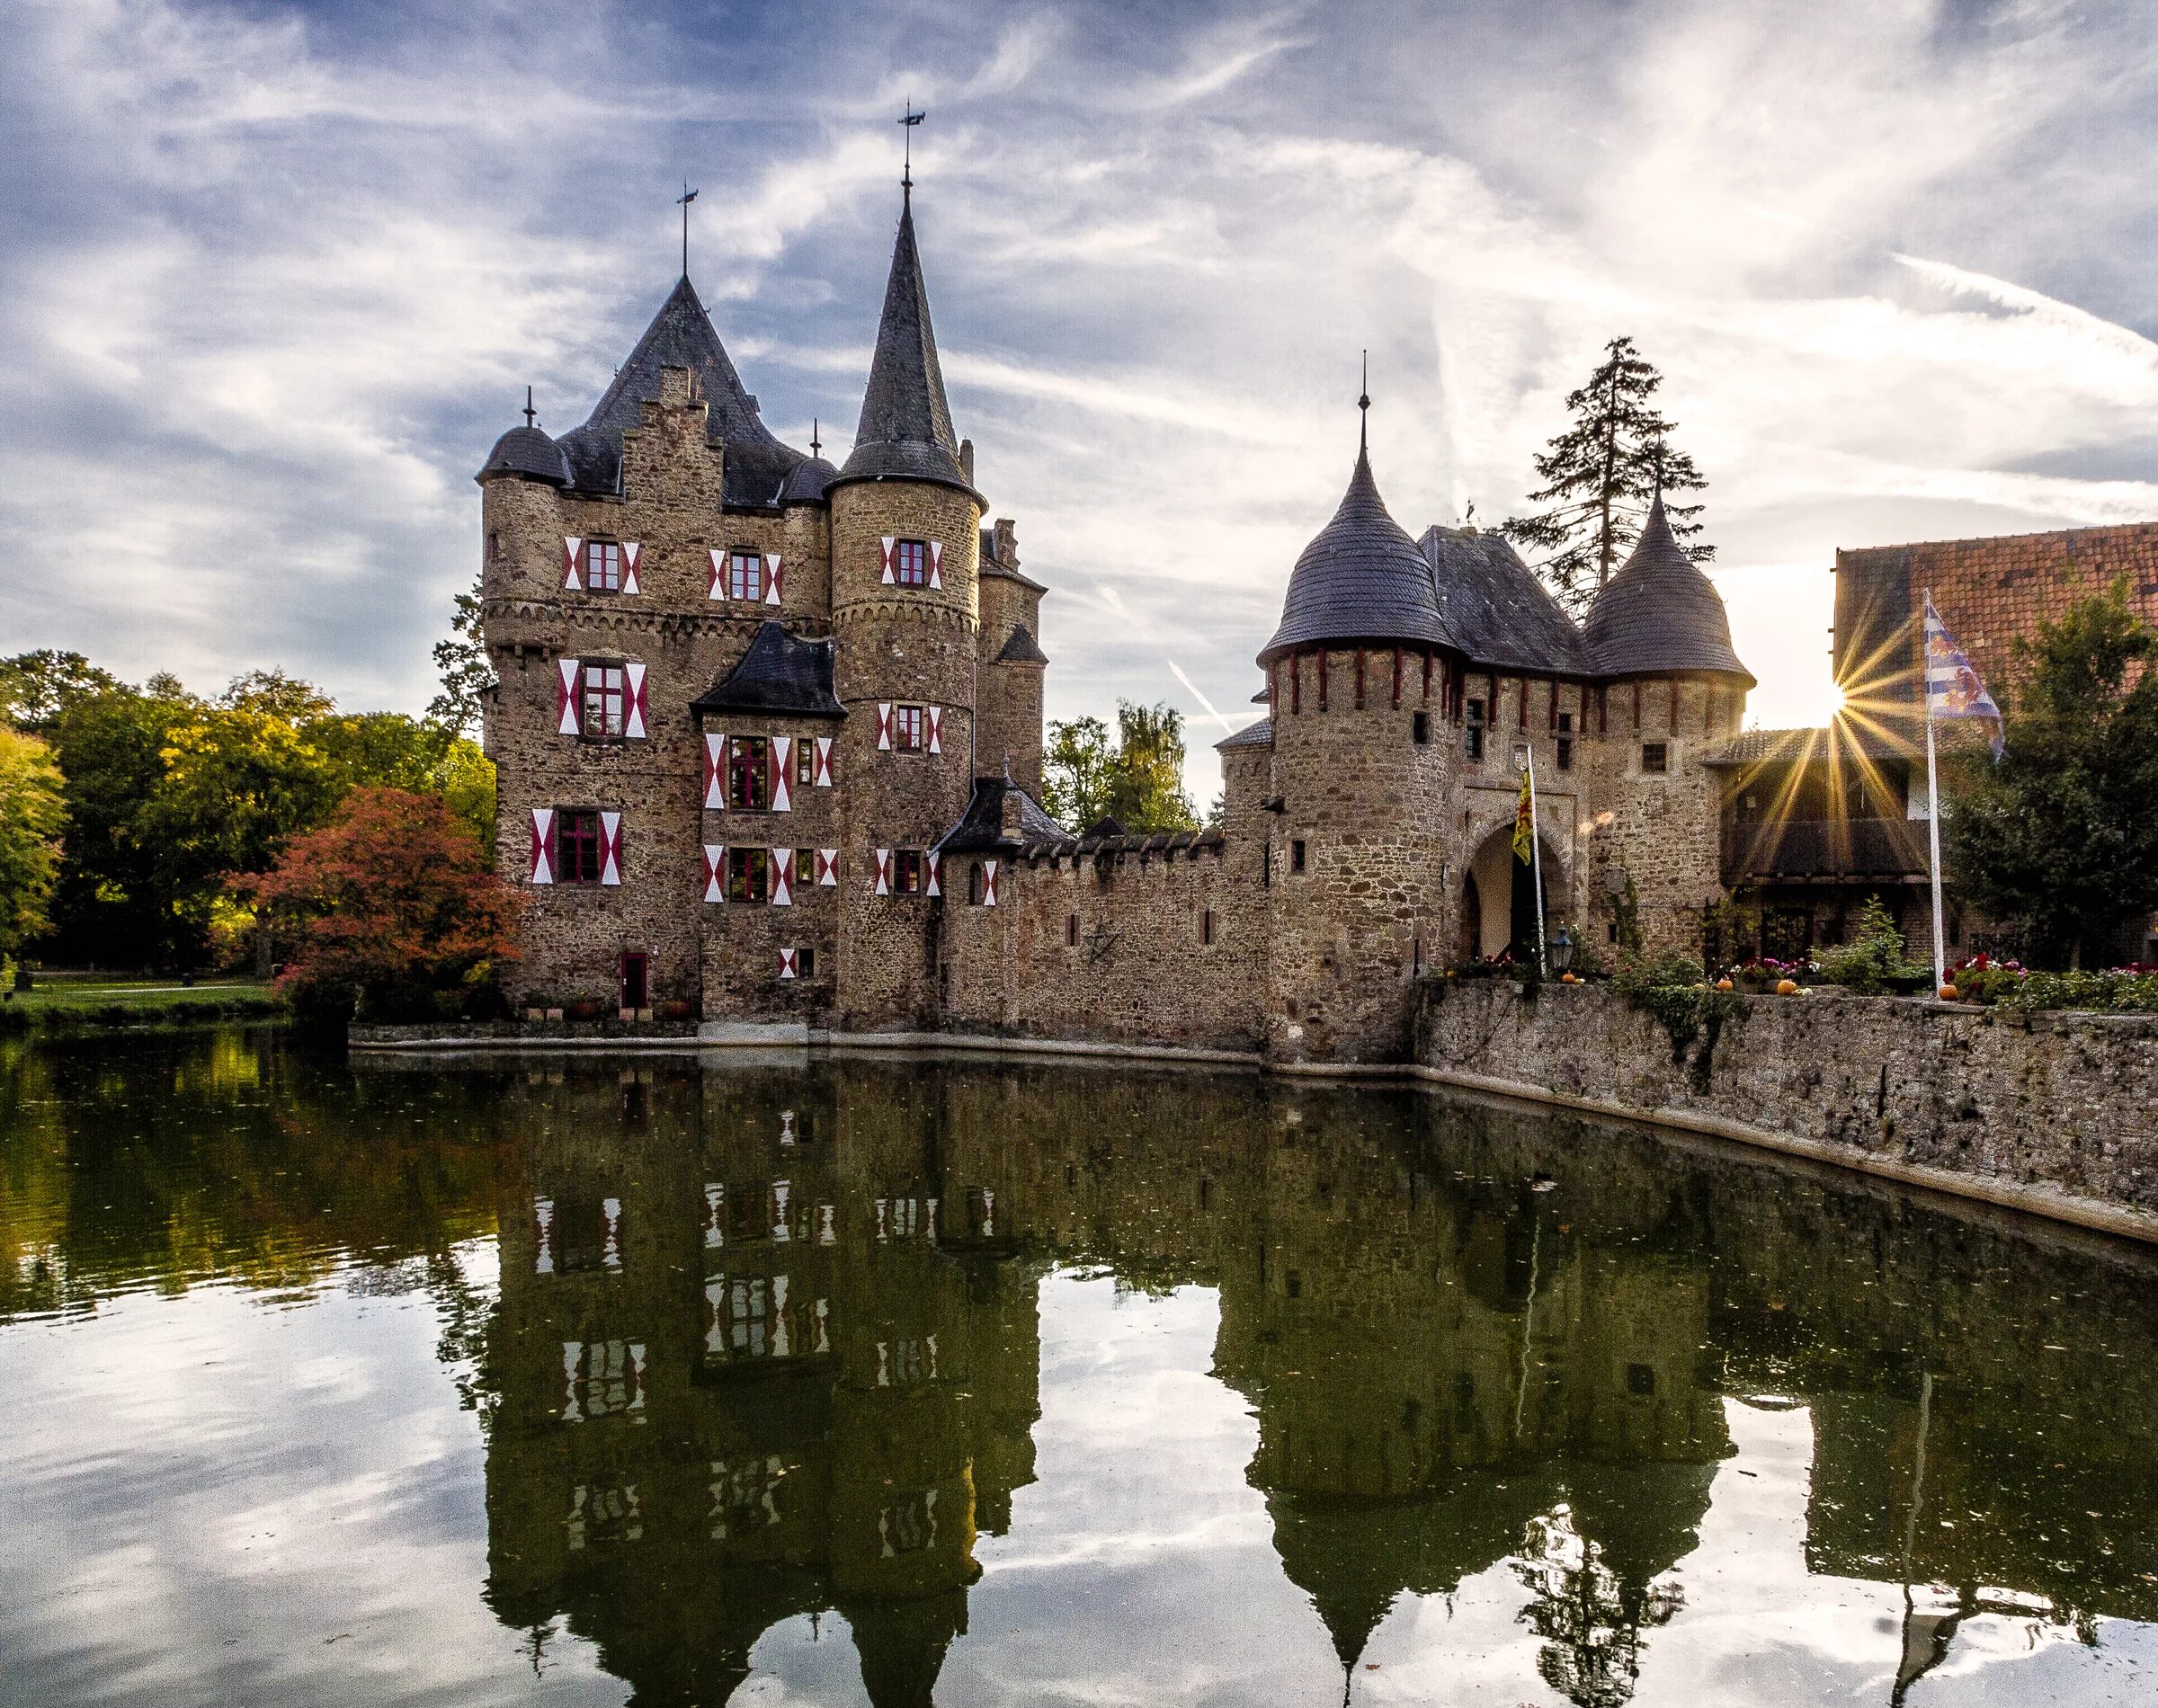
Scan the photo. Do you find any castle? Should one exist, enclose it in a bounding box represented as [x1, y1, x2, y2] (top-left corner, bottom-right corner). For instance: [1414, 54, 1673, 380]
[477, 183, 1753, 1063]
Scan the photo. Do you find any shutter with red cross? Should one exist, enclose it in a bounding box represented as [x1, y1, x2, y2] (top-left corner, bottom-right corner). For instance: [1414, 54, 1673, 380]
[763, 554, 783, 606]
[620, 542, 643, 595]
[624, 663, 648, 739]
[816, 848, 838, 885]
[706, 548, 725, 600]
[702, 844, 726, 903]
[925, 851, 941, 897]
[928, 540, 943, 590]
[562, 537, 584, 592]
[770, 737, 793, 811]
[879, 537, 896, 584]
[926, 707, 943, 755]
[876, 703, 894, 751]
[873, 848, 892, 895]
[778, 947, 798, 981]
[770, 848, 793, 907]
[556, 660, 582, 736]
[530, 808, 556, 885]
[982, 859, 999, 906]
[703, 734, 727, 809]
[813, 737, 834, 785]
[599, 813, 623, 886]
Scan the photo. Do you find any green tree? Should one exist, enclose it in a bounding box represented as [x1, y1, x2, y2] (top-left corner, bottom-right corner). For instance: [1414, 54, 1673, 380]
[1042, 715, 1116, 828]
[429, 574, 495, 738]
[1501, 336, 1712, 617]
[1103, 700, 1199, 831]
[1943, 582, 2158, 967]
[0, 651, 123, 731]
[0, 730, 67, 967]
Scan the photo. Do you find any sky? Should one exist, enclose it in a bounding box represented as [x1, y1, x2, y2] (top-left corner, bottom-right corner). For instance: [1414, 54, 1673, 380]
[7, 0, 2158, 804]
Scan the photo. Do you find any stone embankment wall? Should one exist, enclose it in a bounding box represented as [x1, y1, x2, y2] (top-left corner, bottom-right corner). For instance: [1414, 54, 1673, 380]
[1416, 979, 2158, 1228]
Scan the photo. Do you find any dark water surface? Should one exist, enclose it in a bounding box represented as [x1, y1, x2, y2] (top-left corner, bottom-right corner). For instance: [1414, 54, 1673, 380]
[3, 1031, 2155, 1706]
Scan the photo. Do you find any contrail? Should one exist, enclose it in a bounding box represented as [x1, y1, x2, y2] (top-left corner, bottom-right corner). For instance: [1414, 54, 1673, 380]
[1167, 657, 1238, 735]
[1091, 576, 1240, 736]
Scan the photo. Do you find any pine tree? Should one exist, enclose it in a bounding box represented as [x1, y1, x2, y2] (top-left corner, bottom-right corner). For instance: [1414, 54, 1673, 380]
[1501, 337, 1713, 617]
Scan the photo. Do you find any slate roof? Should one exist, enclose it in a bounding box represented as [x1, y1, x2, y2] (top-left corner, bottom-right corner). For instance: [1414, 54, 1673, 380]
[556, 275, 807, 506]
[477, 423, 570, 485]
[1260, 442, 1454, 663]
[980, 527, 1048, 592]
[933, 776, 1069, 854]
[1583, 498, 1754, 684]
[834, 201, 976, 497]
[690, 622, 846, 718]
[1418, 526, 1590, 675]
[994, 624, 1048, 664]
[781, 456, 839, 504]
[1217, 717, 1274, 751]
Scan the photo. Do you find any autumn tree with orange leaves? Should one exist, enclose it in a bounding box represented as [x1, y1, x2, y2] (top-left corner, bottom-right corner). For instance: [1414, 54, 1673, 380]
[236, 787, 521, 1023]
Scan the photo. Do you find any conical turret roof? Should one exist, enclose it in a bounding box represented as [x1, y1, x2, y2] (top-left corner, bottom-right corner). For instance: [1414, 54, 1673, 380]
[556, 274, 806, 505]
[1260, 441, 1453, 664]
[1583, 498, 1753, 684]
[835, 200, 975, 496]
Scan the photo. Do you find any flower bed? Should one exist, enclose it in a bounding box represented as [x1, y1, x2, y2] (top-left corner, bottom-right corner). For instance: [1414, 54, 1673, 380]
[1948, 954, 2158, 1015]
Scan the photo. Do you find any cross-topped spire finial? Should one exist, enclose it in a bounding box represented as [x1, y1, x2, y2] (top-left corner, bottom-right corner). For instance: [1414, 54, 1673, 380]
[675, 182, 699, 278]
[1358, 349, 1370, 453]
[810, 416, 822, 458]
[899, 102, 925, 203]
[522, 386, 536, 430]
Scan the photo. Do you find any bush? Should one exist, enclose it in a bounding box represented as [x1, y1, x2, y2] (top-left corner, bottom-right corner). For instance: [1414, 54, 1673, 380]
[1817, 897, 1923, 995]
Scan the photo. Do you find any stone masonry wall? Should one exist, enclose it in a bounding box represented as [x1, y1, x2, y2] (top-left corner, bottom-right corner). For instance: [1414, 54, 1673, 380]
[1418, 978, 2158, 1219]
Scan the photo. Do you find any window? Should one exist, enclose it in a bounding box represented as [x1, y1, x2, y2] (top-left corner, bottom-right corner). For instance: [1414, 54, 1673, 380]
[1290, 839, 1306, 874]
[1641, 741, 1669, 775]
[892, 704, 925, 752]
[557, 809, 604, 885]
[487, 529, 500, 563]
[1066, 913, 1079, 947]
[794, 848, 815, 890]
[795, 945, 816, 979]
[1465, 698, 1486, 761]
[582, 663, 627, 738]
[726, 551, 763, 601]
[968, 862, 985, 904]
[795, 740, 816, 786]
[728, 736, 770, 810]
[1201, 907, 1216, 946]
[1556, 711, 1574, 772]
[585, 540, 622, 593]
[727, 847, 771, 903]
[894, 538, 929, 587]
[1627, 1362, 1657, 1397]
[1412, 710, 1430, 745]
[894, 850, 926, 895]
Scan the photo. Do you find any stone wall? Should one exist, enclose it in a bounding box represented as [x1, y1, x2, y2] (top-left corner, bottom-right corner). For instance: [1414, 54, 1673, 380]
[1416, 978, 2158, 1223]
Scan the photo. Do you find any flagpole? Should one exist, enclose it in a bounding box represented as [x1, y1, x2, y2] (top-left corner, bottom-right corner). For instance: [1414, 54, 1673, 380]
[1526, 745, 1547, 976]
[1923, 589, 1948, 994]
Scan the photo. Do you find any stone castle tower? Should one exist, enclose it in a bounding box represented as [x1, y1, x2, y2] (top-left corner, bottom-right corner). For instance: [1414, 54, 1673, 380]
[476, 178, 1751, 1065]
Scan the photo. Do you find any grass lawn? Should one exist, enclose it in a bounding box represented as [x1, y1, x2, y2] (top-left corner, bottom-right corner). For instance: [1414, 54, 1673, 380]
[3, 977, 288, 1029]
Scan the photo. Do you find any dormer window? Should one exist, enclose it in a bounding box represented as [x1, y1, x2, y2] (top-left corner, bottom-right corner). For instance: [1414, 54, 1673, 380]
[585, 540, 622, 593]
[894, 539, 929, 587]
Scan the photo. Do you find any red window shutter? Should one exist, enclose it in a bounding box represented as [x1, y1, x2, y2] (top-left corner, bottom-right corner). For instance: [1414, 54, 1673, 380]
[816, 848, 838, 885]
[877, 703, 894, 751]
[779, 947, 798, 980]
[879, 537, 896, 584]
[624, 662, 647, 739]
[621, 542, 642, 595]
[925, 851, 941, 897]
[557, 659, 582, 736]
[707, 548, 724, 600]
[874, 848, 892, 894]
[814, 736, 834, 785]
[764, 554, 783, 606]
[600, 812, 623, 885]
[563, 537, 584, 591]
[703, 734, 727, 808]
[703, 844, 725, 903]
[770, 737, 792, 811]
[983, 859, 999, 907]
[771, 848, 793, 906]
[530, 808, 555, 884]
[928, 540, 943, 590]
[926, 707, 942, 754]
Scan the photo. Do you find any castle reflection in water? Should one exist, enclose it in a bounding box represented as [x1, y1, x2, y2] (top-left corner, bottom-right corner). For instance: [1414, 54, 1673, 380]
[456, 1054, 2158, 1706]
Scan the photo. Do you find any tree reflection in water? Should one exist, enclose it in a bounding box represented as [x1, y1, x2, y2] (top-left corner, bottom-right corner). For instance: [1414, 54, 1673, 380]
[4, 1034, 2158, 1705]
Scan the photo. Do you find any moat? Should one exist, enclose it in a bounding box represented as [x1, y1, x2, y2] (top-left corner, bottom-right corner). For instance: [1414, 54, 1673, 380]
[3, 1032, 2154, 1706]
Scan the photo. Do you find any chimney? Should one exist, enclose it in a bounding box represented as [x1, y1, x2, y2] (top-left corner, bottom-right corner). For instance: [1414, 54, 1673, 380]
[999, 769, 1024, 839]
[959, 438, 976, 485]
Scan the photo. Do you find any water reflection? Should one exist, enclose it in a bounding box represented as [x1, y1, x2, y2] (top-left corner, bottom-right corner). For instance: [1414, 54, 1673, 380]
[3, 1034, 2156, 1705]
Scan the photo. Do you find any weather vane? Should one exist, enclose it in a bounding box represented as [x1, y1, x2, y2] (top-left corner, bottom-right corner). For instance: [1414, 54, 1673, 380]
[676, 182, 699, 277]
[899, 102, 924, 200]
[1358, 349, 1370, 450]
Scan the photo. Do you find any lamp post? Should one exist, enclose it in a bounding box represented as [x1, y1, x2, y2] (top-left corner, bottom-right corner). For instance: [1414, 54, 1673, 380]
[1549, 924, 1574, 976]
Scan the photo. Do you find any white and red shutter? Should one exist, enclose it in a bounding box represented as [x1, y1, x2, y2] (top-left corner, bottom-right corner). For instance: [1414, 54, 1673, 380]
[771, 848, 793, 906]
[620, 542, 642, 595]
[874, 848, 892, 896]
[600, 812, 623, 886]
[879, 537, 896, 584]
[928, 540, 943, 590]
[624, 663, 647, 739]
[770, 737, 793, 811]
[557, 659, 582, 736]
[816, 848, 838, 886]
[814, 736, 834, 786]
[983, 859, 999, 908]
[703, 734, 727, 809]
[926, 707, 943, 755]
[530, 808, 555, 885]
[563, 537, 584, 592]
[877, 703, 894, 751]
[707, 547, 725, 600]
[764, 554, 783, 606]
[925, 850, 941, 898]
[779, 947, 798, 981]
[702, 844, 725, 903]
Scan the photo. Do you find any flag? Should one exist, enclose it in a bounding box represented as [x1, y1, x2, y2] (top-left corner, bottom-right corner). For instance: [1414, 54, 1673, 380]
[1512, 765, 1534, 864]
[1923, 594, 2005, 759]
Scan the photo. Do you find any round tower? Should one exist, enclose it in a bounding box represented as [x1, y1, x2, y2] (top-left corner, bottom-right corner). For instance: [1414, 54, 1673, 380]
[1580, 496, 1755, 954]
[1257, 414, 1458, 1063]
[827, 191, 984, 1028]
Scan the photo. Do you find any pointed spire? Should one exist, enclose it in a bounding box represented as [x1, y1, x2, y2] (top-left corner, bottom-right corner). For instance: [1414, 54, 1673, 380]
[835, 191, 974, 495]
[1358, 350, 1370, 456]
